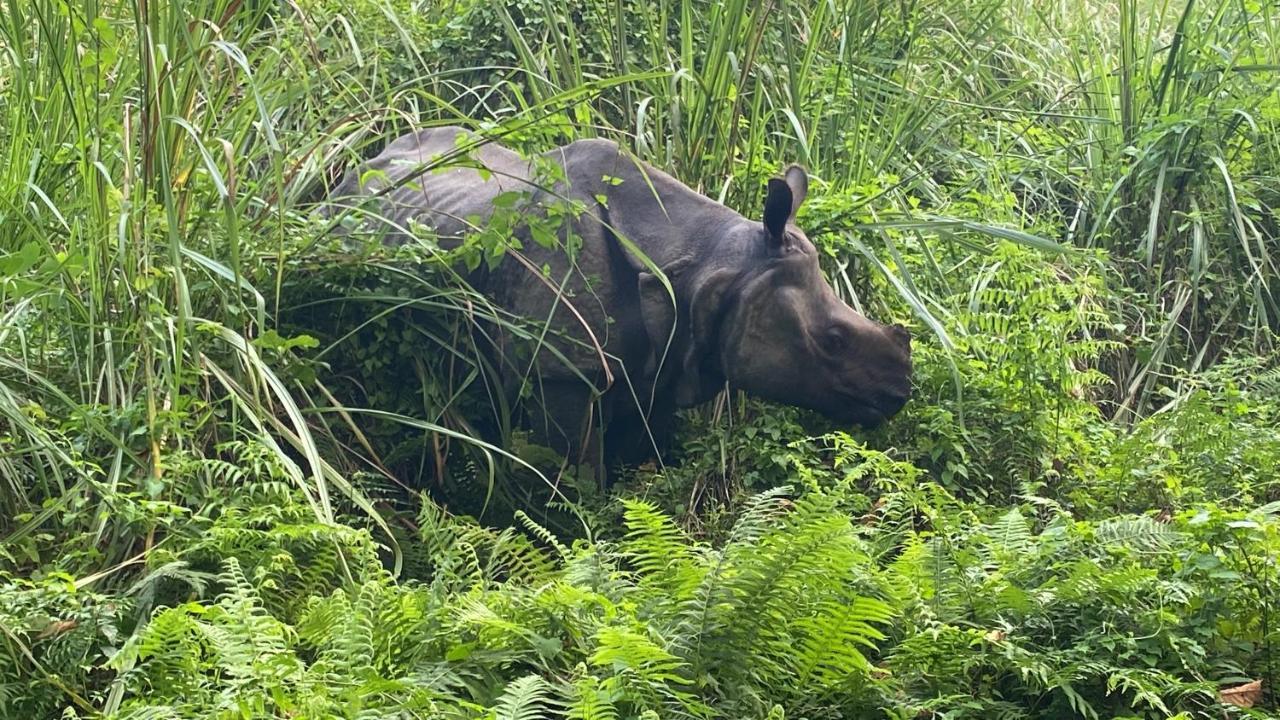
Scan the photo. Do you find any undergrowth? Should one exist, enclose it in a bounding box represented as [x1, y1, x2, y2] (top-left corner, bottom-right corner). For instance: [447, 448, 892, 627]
[2, 0, 1278, 717]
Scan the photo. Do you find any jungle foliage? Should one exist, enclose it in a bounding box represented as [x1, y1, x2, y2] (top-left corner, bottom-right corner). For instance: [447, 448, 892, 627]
[1, 0, 1278, 717]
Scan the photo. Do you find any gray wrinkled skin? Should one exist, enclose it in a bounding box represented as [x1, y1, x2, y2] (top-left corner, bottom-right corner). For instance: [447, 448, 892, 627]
[326, 126, 912, 463]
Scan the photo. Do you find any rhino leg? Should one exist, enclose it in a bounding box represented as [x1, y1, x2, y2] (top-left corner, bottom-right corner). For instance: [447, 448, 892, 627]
[601, 396, 678, 466]
[521, 378, 610, 487]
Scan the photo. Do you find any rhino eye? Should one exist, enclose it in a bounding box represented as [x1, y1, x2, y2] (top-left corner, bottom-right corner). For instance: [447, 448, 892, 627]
[822, 327, 850, 355]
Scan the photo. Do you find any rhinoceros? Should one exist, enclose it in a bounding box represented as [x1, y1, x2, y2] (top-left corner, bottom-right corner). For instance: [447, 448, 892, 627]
[325, 126, 912, 466]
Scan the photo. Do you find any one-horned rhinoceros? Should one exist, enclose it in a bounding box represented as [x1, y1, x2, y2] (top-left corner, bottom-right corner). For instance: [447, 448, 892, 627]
[325, 126, 912, 465]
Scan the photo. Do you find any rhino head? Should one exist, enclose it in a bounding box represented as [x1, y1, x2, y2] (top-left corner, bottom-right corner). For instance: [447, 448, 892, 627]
[686, 166, 913, 428]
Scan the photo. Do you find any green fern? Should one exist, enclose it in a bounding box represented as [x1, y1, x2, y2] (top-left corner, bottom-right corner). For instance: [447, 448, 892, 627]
[989, 508, 1034, 554]
[590, 627, 690, 685]
[489, 673, 553, 720]
[620, 499, 703, 599]
[515, 510, 571, 560]
[613, 488, 896, 714]
[589, 626, 706, 717]
[565, 673, 619, 720]
[791, 597, 894, 688]
[666, 487, 793, 664]
[1092, 516, 1180, 553]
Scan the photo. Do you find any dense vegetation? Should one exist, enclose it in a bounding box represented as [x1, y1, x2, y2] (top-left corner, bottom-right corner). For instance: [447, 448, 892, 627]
[2, 0, 1279, 717]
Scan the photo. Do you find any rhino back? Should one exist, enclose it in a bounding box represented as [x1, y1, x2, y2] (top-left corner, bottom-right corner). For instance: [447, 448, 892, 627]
[503, 138, 753, 382]
[328, 128, 755, 414]
[549, 137, 746, 270]
[329, 126, 539, 244]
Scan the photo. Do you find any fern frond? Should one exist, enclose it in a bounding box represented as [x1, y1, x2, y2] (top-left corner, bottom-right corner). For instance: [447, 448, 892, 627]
[565, 674, 618, 720]
[515, 510, 571, 559]
[621, 499, 693, 576]
[483, 526, 557, 584]
[883, 536, 934, 605]
[989, 508, 1034, 555]
[792, 597, 894, 687]
[589, 627, 689, 686]
[489, 673, 553, 720]
[620, 499, 704, 603]
[199, 558, 300, 686]
[1093, 516, 1179, 553]
[670, 486, 796, 655]
[125, 560, 217, 614]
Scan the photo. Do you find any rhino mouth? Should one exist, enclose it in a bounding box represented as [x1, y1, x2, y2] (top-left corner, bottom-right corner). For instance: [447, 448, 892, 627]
[831, 389, 910, 428]
[836, 402, 890, 429]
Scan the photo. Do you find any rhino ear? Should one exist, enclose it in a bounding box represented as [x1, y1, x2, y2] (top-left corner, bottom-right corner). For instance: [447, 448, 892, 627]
[784, 165, 808, 216]
[764, 167, 809, 245]
[763, 178, 793, 241]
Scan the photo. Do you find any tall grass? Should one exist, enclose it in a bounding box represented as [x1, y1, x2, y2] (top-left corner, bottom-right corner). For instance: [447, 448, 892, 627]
[0, 0, 640, 563]
[1002, 0, 1280, 416]
[486, 0, 1278, 419]
[0, 0, 429, 564]
[2, 0, 265, 552]
[2, 0, 1278, 559]
[1, 0, 1279, 715]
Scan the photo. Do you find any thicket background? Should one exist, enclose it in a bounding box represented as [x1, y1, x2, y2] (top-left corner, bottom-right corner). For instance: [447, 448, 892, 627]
[1, 0, 1278, 717]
